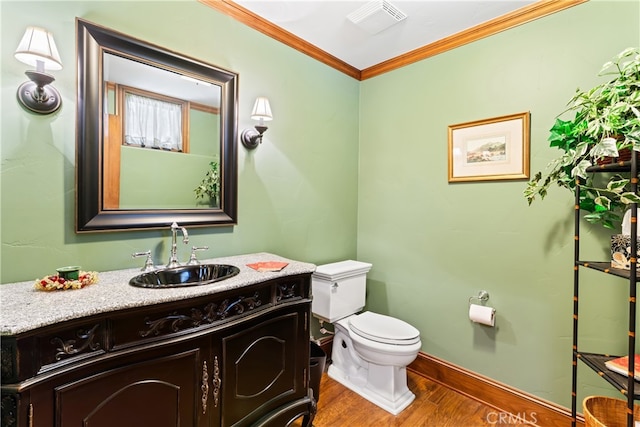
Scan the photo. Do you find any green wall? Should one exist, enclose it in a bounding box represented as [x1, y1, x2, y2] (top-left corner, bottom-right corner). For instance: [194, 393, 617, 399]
[119, 146, 215, 209]
[1, 0, 639, 415]
[1, 0, 359, 282]
[190, 108, 220, 156]
[357, 0, 639, 409]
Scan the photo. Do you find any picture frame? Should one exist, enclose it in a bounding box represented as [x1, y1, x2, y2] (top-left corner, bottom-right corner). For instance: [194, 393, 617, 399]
[448, 112, 530, 182]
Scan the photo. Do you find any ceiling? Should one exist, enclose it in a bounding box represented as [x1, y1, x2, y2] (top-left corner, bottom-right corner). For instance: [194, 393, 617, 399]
[202, 0, 585, 80]
[105, 53, 221, 106]
[234, 0, 536, 70]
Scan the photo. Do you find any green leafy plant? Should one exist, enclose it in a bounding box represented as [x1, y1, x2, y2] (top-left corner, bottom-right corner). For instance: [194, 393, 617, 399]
[524, 47, 640, 229]
[194, 161, 220, 205]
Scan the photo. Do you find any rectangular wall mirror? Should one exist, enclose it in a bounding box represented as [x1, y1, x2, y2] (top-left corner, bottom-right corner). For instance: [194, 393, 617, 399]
[76, 19, 238, 232]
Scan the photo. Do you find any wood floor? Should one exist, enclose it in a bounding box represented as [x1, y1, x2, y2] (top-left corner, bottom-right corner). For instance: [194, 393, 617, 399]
[298, 370, 532, 427]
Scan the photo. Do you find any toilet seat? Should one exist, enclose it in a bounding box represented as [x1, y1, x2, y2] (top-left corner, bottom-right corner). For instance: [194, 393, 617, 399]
[348, 311, 420, 345]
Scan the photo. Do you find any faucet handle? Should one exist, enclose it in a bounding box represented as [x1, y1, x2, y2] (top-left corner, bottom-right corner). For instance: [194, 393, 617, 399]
[132, 250, 156, 272]
[186, 246, 209, 265]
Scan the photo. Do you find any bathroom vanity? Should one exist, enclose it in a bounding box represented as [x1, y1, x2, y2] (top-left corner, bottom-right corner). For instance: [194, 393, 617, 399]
[0, 253, 316, 427]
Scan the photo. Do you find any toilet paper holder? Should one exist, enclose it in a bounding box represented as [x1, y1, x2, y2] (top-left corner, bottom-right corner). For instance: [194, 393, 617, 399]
[469, 290, 489, 305]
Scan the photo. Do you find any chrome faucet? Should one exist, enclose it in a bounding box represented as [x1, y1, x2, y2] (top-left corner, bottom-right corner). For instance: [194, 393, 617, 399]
[132, 250, 156, 272]
[167, 222, 189, 268]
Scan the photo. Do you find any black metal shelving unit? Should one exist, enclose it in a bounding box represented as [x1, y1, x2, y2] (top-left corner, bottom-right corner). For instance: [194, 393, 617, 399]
[571, 156, 638, 427]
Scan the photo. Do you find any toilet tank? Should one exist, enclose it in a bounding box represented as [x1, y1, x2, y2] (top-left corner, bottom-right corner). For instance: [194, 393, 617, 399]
[312, 260, 372, 323]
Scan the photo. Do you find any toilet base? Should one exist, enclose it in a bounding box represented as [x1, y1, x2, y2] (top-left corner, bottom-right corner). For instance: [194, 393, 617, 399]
[327, 363, 416, 415]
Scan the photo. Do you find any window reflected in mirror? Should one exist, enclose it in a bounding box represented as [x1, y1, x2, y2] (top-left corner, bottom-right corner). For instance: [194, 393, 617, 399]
[123, 90, 186, 151]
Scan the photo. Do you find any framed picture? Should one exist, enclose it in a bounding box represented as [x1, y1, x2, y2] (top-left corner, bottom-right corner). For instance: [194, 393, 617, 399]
[448, 112, 530, 182]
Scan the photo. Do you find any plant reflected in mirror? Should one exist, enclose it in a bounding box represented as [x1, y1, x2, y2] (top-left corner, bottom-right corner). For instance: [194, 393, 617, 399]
[194, 161, 220, 207]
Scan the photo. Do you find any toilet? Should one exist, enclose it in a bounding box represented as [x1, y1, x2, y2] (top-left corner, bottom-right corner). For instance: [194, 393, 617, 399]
[311, 260, 421, 415]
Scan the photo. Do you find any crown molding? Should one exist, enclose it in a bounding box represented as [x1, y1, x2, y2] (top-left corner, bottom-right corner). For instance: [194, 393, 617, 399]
[361, 0, 587, 80]
[200, 0, 588, 81]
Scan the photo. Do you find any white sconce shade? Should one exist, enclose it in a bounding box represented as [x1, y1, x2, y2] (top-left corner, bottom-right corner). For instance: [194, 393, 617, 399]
[14, 26, 63, 114]
[242, 97, 273, 149]
[15, 26, 62, 71]
[250, 97, 273, 122]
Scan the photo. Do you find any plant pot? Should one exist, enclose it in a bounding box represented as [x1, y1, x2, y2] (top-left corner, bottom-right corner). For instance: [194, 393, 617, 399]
[610, 234, 640, 270]
[596, 136, 631, 165]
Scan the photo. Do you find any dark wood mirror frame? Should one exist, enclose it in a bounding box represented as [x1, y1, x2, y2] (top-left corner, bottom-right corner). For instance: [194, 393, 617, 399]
[76, 19, 238, 232]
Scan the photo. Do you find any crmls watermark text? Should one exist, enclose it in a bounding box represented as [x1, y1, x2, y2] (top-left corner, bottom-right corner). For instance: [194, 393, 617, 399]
[486, 411, 538, 425]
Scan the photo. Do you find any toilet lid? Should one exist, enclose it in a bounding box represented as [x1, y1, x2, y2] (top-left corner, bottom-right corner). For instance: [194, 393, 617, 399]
[349, 311, 420, 345]
[313, 260, 372, 281]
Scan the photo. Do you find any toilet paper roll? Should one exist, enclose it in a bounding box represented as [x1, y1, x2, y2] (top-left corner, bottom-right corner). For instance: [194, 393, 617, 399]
[469, 304, 495, 327]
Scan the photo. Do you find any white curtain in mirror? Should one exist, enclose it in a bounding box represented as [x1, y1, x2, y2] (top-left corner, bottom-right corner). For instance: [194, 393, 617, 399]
[124, 93, 183, 151]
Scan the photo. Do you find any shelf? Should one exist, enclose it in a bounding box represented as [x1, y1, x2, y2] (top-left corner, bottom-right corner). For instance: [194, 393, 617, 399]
[586, 159, 634, 173]
[573, 151, 637, 427]
[577, 261, 640, 278]
[577, 352, 640, 399]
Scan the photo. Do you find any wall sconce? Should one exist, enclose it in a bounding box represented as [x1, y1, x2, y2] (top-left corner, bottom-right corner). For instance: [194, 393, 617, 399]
[241, 97, 272, 149]
[14, 26, 63, 114]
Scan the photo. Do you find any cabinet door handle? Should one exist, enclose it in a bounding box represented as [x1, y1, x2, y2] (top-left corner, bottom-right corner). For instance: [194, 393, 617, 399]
[212, 356, 221, 408]
[201, 361, 209, 414]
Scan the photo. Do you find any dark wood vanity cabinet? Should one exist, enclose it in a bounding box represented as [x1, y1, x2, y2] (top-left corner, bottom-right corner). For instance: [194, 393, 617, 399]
[1, 273, 315, 427]
[221, 307, 308, 427]
[31, 339, 210, 427]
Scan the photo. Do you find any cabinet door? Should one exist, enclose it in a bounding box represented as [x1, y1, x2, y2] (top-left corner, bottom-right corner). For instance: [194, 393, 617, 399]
[52, 346, 207, 427]
[220, 307, 308, 427]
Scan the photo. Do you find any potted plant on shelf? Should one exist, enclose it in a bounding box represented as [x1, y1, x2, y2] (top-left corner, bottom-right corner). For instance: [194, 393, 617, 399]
[524, 47, 640, 229]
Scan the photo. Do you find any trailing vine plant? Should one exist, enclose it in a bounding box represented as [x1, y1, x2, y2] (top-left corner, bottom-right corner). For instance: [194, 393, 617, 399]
[524, 47, 640, 229]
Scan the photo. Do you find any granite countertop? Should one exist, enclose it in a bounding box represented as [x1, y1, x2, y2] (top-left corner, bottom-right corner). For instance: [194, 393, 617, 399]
[0, 252, 316, 336]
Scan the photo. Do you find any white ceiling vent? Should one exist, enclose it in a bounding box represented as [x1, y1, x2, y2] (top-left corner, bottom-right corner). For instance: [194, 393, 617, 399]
[347, 0, 407, 35]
